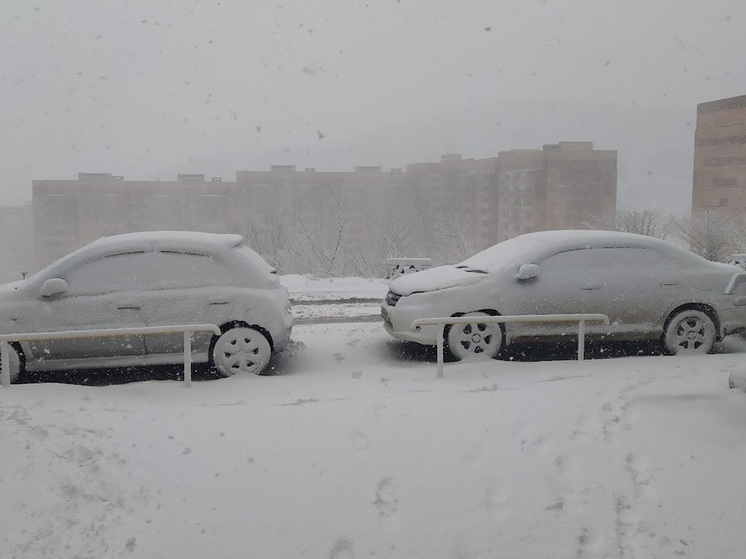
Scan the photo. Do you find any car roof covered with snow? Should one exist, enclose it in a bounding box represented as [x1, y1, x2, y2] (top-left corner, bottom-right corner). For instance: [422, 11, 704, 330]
[85, 231, 244, 253]
[461, 230, 710, 271]
[24, 231, 269, 285]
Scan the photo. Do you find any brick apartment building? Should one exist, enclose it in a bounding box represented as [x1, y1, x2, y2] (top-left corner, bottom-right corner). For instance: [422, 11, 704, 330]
[32, 173, 239, 268]
[31, 142, 617, 272]
[497, 142, 617, 241]
[693, 94, 746, 216]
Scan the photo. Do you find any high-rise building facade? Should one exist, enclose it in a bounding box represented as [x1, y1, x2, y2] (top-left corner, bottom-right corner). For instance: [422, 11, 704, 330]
[497, 142, 617, 242]
[31, 142, 617, 273]
[32, 173, 237, 268]
[693, 94, 746, 216]
[404, 154, 499, 253]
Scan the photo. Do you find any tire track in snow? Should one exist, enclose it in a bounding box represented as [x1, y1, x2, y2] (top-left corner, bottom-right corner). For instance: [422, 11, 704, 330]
[574, 376, 685, 558]
[509, 375, 670, 558]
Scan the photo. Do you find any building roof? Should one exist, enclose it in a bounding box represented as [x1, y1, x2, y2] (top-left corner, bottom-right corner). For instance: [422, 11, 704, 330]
[697, 94, 746, 114]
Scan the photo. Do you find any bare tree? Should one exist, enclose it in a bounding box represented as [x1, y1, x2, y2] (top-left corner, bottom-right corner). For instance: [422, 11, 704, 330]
[670, 210, 743, 262]
[238, 215, 291, 271]
[377, 211, 421, 259]
[293, 187, 348, 276]
[442, 213, 479, 262]
[586, 208, 670, 239]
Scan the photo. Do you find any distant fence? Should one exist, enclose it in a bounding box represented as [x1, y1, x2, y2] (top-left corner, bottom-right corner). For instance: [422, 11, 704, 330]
[0, 324, 221, 387]
[411, 313, 610, 378]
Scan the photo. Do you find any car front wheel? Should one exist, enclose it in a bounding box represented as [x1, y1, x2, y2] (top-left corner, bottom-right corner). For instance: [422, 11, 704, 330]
[663, 309, 717, 355]
[445, 311, 503, 361]
[211, 327, 272, 376]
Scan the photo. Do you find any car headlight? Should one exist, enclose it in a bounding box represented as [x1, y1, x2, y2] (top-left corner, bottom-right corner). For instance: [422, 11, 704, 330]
[385, 291, 402, 306]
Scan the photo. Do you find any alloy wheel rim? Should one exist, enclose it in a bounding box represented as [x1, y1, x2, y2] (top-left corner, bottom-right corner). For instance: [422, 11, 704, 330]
[452, 321, 498, 356]
[673, 317, 709, 351]
[215, 329, 269, 375]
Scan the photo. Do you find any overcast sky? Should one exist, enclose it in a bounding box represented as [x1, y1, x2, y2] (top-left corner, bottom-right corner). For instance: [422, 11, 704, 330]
[1, 0, 745, 213]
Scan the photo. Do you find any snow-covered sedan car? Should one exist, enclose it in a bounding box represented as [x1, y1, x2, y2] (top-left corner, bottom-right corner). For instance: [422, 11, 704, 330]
[0, 231, 293, 382]
[382, 230, 746, 359]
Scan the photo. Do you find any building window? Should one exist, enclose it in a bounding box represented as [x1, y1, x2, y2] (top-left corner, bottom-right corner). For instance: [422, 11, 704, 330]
[712, 177, 738, 187]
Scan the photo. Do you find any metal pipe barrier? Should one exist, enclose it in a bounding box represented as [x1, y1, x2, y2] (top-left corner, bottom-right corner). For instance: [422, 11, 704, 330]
[1, 324, 221, 388]
[410, 314, 610, 378]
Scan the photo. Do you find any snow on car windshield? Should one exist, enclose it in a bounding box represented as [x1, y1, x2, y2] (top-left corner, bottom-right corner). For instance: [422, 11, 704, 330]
[460, 234, 551, 271]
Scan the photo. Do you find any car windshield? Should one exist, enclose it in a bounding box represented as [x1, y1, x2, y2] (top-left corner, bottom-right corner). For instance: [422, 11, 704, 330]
[460, 234, 551, 271]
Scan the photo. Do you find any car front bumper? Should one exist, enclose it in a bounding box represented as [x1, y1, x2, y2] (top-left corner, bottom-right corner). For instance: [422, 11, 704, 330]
[266, 309, 294, 353]
[381, 295, 454, 346]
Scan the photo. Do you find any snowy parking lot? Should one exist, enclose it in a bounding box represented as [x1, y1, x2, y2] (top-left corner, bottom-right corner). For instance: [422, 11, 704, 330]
[2, 278, 746, 558]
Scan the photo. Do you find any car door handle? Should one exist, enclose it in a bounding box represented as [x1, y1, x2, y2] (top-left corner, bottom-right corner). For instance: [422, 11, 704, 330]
[209, 301, 229, 306]
[661, 280, 681, 286]
[117, 305, 141, 311]
[580, 283, 602, 290]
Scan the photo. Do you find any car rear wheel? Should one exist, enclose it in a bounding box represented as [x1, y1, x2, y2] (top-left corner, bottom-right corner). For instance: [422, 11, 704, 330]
[0, 343, 23, 383]
[663, 309, 717, 355]
[445, 311, 503, 361]
[211, 327, 272, 376]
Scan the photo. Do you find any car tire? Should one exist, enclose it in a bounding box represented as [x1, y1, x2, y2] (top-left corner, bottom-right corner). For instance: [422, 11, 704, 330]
[445, 311, 503, 361]
[211, 326, 272, 376]
[0, 343, 24, 383]
[663, 308, 717, 355]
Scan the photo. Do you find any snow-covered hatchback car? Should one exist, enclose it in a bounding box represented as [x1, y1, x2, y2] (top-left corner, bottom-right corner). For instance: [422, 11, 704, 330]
[0, 231, 293, 382]
[382, 230, 746, 359]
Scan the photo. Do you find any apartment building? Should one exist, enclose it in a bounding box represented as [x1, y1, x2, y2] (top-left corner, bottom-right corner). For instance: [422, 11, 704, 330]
[32, 173, 237, 268]
[497, 142, 617, 242]
[31, 142, 617, 271]
[692, 94, 746, 216]
[405, 154, 499, 253]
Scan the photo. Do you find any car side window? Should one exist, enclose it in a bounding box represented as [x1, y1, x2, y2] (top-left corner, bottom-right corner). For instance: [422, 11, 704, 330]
[539, 247, 676, 284]
[64, 252, 152, 295]
[594, 247, 678, 281]
[599, 247, 668, 268]
[150, 251, 234, 289]
[541, 248, 603, 273]
[542, 247, 670, 271]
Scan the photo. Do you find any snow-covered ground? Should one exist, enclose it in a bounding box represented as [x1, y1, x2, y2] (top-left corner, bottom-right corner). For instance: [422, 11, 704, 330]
[3, 277, 746, 558]
[285, 273, 386, 323]
[282, 274, 388, 302]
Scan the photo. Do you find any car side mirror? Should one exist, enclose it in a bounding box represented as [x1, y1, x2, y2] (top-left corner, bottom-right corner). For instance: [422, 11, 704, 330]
[41, 278, 69, 298]
[517, 264, 540, 281]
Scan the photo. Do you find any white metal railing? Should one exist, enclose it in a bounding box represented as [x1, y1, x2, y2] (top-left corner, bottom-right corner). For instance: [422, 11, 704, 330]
[411, 314, 610, 378]
[0, 324, 221, 388]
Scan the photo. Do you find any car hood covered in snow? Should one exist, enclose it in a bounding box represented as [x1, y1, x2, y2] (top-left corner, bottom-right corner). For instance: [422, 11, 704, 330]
[389, 265, 487, 296]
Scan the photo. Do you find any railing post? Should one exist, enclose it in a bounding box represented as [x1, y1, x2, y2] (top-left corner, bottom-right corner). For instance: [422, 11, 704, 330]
[414, 314, 607, 377]
[436, 325, 445, 379]
[1, 340, 10, 387]
[183, 331, 192, 387]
